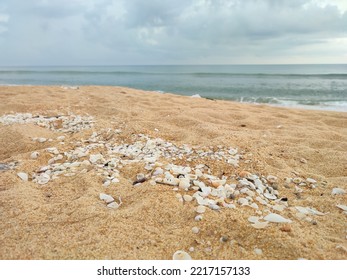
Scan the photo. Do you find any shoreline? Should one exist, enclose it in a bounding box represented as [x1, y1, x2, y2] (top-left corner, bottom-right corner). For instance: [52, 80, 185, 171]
[1, 83, 347, 113]
[0, 85, 346, 260]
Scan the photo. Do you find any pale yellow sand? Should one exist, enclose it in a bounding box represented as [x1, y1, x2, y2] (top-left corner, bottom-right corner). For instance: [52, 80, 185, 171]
[0, 85, 346, 259]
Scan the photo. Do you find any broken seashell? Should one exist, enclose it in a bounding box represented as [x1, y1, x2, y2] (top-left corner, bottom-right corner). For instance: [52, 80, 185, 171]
[251, 222, 269, 229]
[17, 172, 28, 181]
[173, 250, 192, 260]
[179, 178, 190, 189]
[195, 215, 203, 221]
[264, 213, 292, 223]
[336, 204, 347, 211]
[306, 178, 317, 184]
[89, 154, 103, 164]
[107, 202, 120, 209]
[237, 198, 249, 206]
[248, 216, 260, 223]
[183, 195, 193, 202]
[264, 192, 277, 200]
[254, 248, 263, 255]
[30, 151, 39, 159]
[196, 205, 206, 214]
[37, 173, 50, 184]
[332, 188, 346, 195]
[192, 227, 199, 234]
[295, 206, 325, 216]
[99, 193, 114, 203]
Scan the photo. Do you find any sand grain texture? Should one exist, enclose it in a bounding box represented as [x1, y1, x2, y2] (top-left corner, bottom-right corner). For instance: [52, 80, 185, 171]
[0, 86, 346, 259]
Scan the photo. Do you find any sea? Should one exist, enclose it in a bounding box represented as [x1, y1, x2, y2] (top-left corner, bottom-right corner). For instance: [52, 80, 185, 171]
[1, 64, 347, 112]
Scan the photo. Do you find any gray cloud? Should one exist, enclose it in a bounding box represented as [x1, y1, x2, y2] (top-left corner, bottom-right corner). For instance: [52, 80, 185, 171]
[0, 0, 346, 65]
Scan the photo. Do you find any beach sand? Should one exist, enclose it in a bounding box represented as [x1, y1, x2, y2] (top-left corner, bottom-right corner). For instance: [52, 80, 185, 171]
[0, 85, 346, 260]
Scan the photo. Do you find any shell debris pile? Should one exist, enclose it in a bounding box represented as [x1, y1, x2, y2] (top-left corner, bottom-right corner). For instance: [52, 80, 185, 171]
[1, 112, 346, 259]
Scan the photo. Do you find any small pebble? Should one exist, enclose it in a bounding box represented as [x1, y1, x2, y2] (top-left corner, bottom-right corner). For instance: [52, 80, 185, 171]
[220, 236, 229, 243]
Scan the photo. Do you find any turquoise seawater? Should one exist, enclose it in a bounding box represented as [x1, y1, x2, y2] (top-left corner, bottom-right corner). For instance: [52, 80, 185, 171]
[1, 64, 347, 111]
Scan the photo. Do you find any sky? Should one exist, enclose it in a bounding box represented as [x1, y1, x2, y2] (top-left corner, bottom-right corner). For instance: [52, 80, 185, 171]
[0, 0, 346, 66]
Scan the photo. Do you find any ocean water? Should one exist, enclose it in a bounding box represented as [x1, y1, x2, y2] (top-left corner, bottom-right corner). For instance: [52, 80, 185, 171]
[1, 64, 347, 111]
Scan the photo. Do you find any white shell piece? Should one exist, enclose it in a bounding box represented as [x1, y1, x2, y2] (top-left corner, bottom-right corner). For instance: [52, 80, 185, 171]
[238, 198, 249, 206]
[196, 205, 206, 214]
[89, 154, 103, 163]
[153, 168, 163, 176]
[251, 222, 269, 229]
[306, 178, 317, 184]
[272, 204, 286, 212]
[192, 227, 199, 234]
[183, 195, 193, 202]
[250, 202, 259, 209]
[332, 188, 346, 195]
[195, 215, 203, 221]
[17, 172, 28, 181]
[264, 192, 277, 200]
[179, 178, 190, 189]
[209, 204, 220, 210]
[336, 204, 347, 211]
[264, 213, 292, 223]
[103, 180, 110, 187]
[254, 248, 263, 255]
[99, 193, 114, 203]
[248, 216, 260, 223]
[173, 250, 192, 260]
[30, 152, 39, 159]
[37, 173, 50, 184]
[295, 206, 325, 216]
[107, 202, 119, 209]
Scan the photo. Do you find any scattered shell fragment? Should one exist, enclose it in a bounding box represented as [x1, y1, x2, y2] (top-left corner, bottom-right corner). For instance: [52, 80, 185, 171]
[38, 137, 47, 143]
[192, 227, 199, 234]
[179, 178, 190, 189]
[295, 206, 325, 216]
[183, 194, 193, 202]
[99, 193, 114, 203]
[264, 213, 292, 223]
[248, 216, 260, 223]
[254, 248, 263, 255]
[173, 250, 192, 260]
[332, 188, 346, 195]
[37, 173, 50, 185]
[107, 202, 120, 209]
[336, 204, 347, 211]
[306, 178, 317, 184]
[264, 192, 277, 200]
[30, 151, 39, 159]
[196, 205, 206, 214]
[17, 172, 28, 181]
[251, 222, 269, 229]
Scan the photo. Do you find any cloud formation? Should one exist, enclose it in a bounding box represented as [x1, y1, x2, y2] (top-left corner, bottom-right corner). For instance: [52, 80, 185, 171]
[0, 0, 346, 65]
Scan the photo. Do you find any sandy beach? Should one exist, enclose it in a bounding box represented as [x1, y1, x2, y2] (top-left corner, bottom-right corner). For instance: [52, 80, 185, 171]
[0, 85, 346, 260]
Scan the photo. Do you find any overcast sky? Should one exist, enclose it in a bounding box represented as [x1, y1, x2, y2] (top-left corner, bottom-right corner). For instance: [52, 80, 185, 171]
[0, 0, 346, 65]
